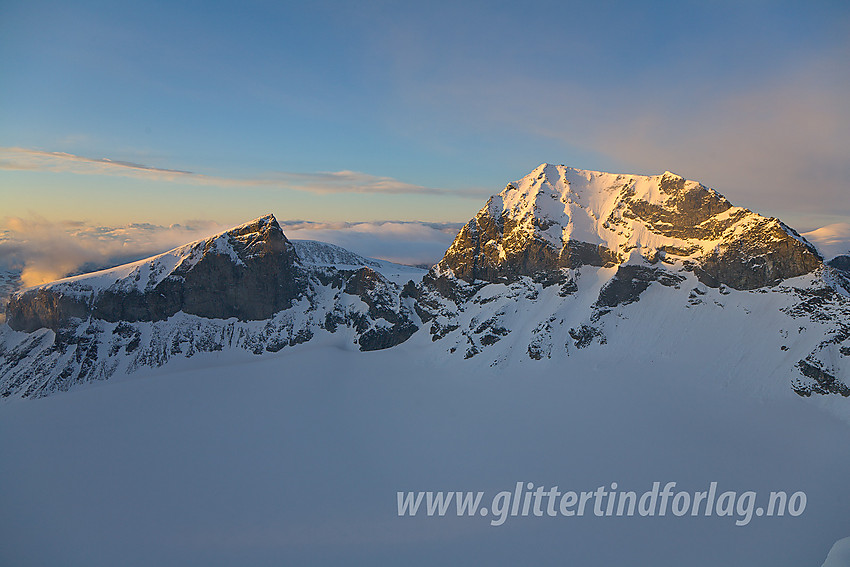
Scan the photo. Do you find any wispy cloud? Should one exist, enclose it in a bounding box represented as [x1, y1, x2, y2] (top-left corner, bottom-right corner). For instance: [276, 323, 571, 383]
[397, 53, 850, 229]
[0, 147, 484, 197]
[0, 147, 193, 177]
[266, 170, 442, 195]
[802, 223, 850, 260]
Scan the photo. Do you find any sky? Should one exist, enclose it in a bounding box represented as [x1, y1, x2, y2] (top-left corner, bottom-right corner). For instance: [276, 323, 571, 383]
[1, 0, 849, 272]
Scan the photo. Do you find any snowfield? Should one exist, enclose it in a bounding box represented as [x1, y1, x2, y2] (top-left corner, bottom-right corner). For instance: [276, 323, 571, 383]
[2, 306, 850, 566]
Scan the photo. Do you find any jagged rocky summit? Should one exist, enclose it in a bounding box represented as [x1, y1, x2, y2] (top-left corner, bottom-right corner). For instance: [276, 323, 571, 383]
[437, 164, 821, 289]
[420, 165, 848, 398]
[6, 215, 305, 332]
[2, 165, 850, 403]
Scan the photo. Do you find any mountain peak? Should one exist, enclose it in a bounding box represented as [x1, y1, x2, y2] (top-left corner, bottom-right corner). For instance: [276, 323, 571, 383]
[217, 212, 283, 241]
[438, 164, 822, 288]
[6, 213, 303, 332]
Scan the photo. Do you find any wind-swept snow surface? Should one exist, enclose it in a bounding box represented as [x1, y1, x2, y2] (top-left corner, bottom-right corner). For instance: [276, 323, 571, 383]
[1, 344, 850, 566]
[823, 537, 850, 567]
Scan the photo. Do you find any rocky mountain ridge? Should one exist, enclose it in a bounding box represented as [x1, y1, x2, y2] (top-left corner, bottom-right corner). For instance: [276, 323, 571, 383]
[2, 165, 849, 404]
[437, 164, 821, 289]
[0, 215, 423, 398]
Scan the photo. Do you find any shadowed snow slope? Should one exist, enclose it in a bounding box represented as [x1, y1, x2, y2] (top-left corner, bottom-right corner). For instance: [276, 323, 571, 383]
[1, 344, 850, 566]
[823, 537, 850, 567]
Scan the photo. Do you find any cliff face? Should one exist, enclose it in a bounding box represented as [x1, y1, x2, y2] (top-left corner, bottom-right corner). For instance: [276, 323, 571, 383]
[6, 215, 305, 332]
[437, 165, 822, 290]
[694, 220, 823, 289]
[439, 207, 620, 283]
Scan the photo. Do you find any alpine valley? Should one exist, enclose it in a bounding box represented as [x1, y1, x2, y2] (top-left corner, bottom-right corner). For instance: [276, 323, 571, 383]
[2, 164, 850, 567]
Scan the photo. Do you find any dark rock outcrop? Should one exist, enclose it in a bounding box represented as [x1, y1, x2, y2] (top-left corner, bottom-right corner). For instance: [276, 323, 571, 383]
[793, 359, 850, 397]
[828, 255, 850, 273]
[340, 266, 420, 351]
[596, 265, 685, 308]
[620, 172, 737, 240]
[6, 215, 306, 332]
[5, 288, 90, 333]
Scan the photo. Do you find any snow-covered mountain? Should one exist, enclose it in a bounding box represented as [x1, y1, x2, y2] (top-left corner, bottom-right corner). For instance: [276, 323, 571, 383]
[2, 165, 849, 409]
[417, 164, 850, 401]
[0, 215, 424, 398]
[436, 164, 820, 288]
[3, 164, 850, 567]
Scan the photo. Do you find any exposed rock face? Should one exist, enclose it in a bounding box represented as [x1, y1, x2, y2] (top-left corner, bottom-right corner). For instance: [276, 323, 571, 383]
[828, 255, 850, 273]
[620, 171, 736, 240]
[436, 164, 822, 290]
[694, 221, 822, 289]
[596, 265, 685, 308]
[6, 289, 90, 334]
[7, 215, 306, 332]
[332, 266, 419, 351]
[438, 201, 619, 283]
[794, 359, 850, 397]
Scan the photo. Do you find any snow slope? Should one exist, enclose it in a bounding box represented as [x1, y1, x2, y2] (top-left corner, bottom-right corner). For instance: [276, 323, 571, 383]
[291, 238, 426, 285]
[1, 339, 850, 566]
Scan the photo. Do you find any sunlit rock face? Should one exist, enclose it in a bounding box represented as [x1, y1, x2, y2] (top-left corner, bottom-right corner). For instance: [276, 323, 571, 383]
[437, 164, 821, 289]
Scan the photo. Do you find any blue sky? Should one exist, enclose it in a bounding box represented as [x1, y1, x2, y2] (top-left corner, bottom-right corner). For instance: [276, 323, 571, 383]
[1, 0, 849, 229]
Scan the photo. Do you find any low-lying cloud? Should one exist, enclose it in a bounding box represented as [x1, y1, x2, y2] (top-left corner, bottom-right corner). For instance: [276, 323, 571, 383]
[802, 223, 850, 260]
